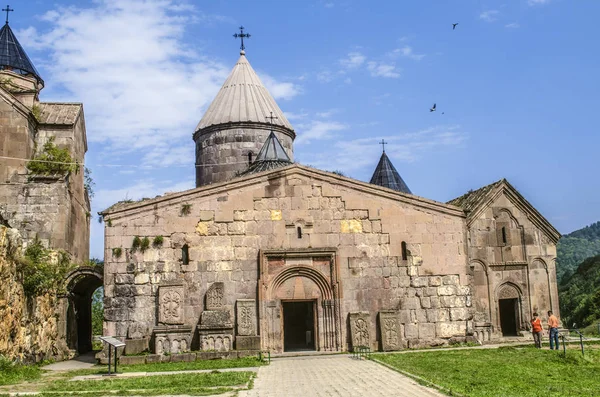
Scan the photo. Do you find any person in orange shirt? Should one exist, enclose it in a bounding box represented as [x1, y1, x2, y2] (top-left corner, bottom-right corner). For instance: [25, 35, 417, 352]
[547, 310, 560, 350]
[530, 312, 543, 349]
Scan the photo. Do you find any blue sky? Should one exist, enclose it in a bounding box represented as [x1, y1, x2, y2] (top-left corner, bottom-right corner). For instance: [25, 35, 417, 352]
[14, 0, 600, 259]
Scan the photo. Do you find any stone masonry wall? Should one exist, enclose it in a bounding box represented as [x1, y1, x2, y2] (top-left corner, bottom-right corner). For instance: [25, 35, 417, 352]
[0, 224, 70, 362]
[194, 125, 294, 187]
[468, 191, 559, 336]
[103, 167, 473, 352]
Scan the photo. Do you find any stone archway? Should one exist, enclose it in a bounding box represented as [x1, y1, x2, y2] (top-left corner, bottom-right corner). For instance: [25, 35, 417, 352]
[64, 267, 103, 354]
[259, 250, 341, 353]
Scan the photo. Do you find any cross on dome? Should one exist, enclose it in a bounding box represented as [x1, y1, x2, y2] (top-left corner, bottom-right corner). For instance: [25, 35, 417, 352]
[2, 4, 13, 24]
[233, 26, 250, 53]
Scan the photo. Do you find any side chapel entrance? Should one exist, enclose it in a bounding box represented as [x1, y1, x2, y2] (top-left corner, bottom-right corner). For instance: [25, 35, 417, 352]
[497, 284, 522, 337]
[282, 300, 316, 351]
[259, 249, 342, 353]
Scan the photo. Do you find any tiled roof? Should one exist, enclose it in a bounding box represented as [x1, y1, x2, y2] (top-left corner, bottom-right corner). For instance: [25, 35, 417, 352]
[238, 131, 292, 176]
[369, 152, 412, 194]
[446, 179, 504, 211]
[0, 22, 43, 86]
[37, 103, 82, 125]
[196, 51, 294, 132]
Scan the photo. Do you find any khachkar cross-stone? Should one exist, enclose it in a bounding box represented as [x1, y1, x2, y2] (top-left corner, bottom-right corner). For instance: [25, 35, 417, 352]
[379, 139, 388, 153]
[2, 4, 13, 24]
[233, 26, 251, 51]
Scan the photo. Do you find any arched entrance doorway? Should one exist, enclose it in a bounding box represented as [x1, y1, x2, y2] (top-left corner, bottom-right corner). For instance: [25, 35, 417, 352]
[64, 267, 103, 354]
[259, 250, 342, 353]
[496, 283, 522, 337]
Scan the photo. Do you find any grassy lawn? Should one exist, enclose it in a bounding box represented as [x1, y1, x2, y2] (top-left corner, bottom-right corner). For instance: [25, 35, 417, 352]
[119, 356, 264, 373]
[0, 357, 42, 386]
[37, 371, 254, 396]
[376, 345, 600, 397]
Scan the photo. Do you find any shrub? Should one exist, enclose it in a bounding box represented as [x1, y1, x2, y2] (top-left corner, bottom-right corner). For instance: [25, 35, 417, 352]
[140, 237, 150, 252]
[17, 239, 74, 297]
[180, 203, 192, 216]
[27, 137, 77, 176]
[152, 236, 164, 248]
[132, 236, 142, 252]
[112, 247, 122, 258]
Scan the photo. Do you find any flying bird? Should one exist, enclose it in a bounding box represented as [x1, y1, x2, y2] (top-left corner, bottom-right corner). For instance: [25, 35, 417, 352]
[430, 103, 436, 112]
[452, 23, 459, 30]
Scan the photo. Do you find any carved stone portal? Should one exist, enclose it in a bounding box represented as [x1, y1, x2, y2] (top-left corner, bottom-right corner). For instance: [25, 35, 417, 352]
[206, 282, 224, 310]
[158, 285, 184, 325]
[378, 311, 402, 351]
[236, 299, 257, 336]
[349, 312, 370, 350]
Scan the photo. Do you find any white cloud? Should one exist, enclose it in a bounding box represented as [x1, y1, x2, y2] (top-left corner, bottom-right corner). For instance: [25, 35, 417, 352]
[479, 10, 499, 22]
[295, 120, 348, 145]
[317, 69, 335, 83]
[316, 109, 341, 118]
[389, 46, 425, 61]
[340, 52, 366, 69]
[259, 73, 302, 100]
[284, 111, 309, 121]
[528, 0, 550, 5]
[367, 62, 401, 78]
[301, 125, 468, 172]
[21, 0, 229, 156]
[505, 23, 520, 29]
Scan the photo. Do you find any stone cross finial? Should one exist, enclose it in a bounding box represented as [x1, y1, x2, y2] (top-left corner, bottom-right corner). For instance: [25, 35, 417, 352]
[233, 26, 251, 52]
[2, 5, 13, 24]
[379, 139, 388, 153]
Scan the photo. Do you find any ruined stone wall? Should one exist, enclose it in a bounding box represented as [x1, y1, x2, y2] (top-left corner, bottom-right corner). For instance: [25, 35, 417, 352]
[0, 224, 70, 362]
[467, 192, 559, 336]
[194, 124, 294, 187]
[103, 167, 473, 352]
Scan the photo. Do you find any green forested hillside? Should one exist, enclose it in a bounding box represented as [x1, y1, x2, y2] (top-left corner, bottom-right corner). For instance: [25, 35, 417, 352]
[556, 221, 600, 283]
[559, 255, 600, 329]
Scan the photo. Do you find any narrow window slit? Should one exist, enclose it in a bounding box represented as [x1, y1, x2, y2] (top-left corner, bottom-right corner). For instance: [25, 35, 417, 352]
[401, 241, 408, 261]
[248, 152, 253, 165]
[297, 226, 302, 239]
[501, 227, 507, 245]
[182, 244, 189, 265]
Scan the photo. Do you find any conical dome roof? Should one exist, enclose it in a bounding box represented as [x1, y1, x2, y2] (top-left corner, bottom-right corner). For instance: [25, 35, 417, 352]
[239, 131, 292, 176]
[370, 151, 412, 194]
[0, 22, 43, 86]
[196, 51, 293, 132]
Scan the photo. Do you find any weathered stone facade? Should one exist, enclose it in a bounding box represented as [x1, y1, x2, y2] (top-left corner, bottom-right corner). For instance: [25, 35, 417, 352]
[100, 166, 520, 353]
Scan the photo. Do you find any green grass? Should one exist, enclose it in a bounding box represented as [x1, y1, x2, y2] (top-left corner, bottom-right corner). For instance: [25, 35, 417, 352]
[41, 371, 254, 396]
[0, 357, 42, 386]
[376, 346, 600, 397]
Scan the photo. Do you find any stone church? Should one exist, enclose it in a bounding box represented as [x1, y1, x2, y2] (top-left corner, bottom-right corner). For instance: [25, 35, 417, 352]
[100, 47, 561, 355]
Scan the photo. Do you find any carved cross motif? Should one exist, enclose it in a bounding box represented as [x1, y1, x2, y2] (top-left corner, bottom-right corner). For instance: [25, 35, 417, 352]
[353, 318, 369, 346]
[206, 283, 224, 310]
[383, 318, 399, 347]
[161, 290, 182, 321]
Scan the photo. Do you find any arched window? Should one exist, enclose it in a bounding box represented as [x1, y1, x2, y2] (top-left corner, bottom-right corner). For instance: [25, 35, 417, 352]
[297, 226, 302, 239]
[182, 244, 189, 265]
[401, 241, 408, 261]
[248, 152, 253, 165]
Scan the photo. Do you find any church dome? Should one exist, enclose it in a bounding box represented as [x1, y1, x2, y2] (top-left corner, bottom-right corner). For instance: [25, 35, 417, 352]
[195, 51, 294, 135]
[0, 22, 44, 87]
[370, 151, 412, 194]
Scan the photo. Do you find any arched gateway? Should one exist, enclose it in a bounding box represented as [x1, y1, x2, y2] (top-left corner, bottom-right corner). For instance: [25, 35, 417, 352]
[259, 249, 342, 353]
[63, 267, 103, 353]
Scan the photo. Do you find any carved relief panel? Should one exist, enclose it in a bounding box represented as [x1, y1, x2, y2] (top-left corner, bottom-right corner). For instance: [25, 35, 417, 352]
[206, 282, 224, 310]
[349, 312, 371, 350]
[158, 285, 184, 325]
[236, 299, 257, 336]
[378, 311, 402, 351]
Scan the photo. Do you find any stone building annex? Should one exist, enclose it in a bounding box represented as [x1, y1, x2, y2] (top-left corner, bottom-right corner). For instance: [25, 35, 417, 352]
[99, 41, 561, 356]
